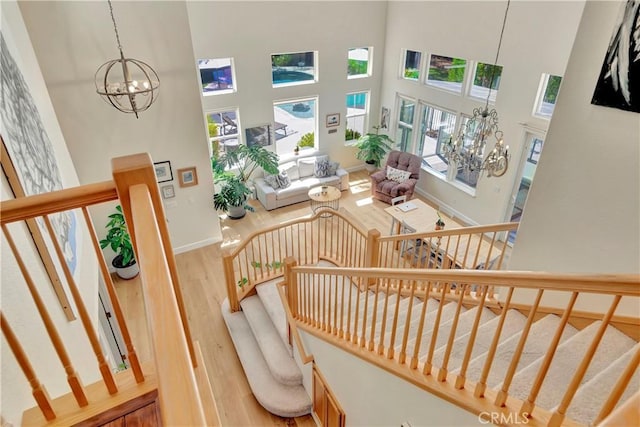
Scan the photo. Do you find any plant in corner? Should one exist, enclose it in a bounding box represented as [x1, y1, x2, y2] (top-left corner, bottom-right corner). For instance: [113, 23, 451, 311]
[355, 125, 394, 172]
[212, 144, 279, 219]
[99, 205, 139, 280]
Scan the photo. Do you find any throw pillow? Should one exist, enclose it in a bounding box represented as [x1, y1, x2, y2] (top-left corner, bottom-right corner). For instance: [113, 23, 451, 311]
[297, 157, 316, 178]
[279, 161, 299, 181]
[328, 161, 340, 176]
[264, 174, 280, 189]
[276, 171, 291, 189]
[314, 158, 330, 177]
[387, 166, 411, 183]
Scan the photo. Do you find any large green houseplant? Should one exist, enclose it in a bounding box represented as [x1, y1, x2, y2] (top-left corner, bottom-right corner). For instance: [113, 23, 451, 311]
[212, 144, 279, 219]
[355, 126, 394, 172]
[99, 205, 139, 279]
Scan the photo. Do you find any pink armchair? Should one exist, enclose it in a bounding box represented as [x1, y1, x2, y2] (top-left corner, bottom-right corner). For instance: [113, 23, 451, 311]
[370, 150, 422, 204]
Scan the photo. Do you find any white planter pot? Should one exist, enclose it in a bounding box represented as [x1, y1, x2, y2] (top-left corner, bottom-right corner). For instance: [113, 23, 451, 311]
[228, 204, 246, 219]
[114, 258, 139, 280]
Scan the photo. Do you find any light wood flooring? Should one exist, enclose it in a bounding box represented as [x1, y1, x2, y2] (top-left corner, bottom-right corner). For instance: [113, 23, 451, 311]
[114, 169, 449, 426]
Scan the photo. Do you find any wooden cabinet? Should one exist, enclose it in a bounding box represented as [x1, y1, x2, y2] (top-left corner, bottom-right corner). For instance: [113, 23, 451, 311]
[313, 365, 345, 427]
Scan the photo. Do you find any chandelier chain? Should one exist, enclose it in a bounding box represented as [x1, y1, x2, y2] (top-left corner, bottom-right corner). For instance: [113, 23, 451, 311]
[107, 0, 123, 54]
[486, 0, 511, 109]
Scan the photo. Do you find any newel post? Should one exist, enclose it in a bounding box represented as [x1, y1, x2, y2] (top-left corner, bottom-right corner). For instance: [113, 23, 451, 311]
[284, 257, 299, 319]
[364, 229, 381, 286]
[222, 251, 240, 312]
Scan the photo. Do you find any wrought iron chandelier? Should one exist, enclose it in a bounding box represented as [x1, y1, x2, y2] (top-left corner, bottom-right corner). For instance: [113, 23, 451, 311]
[95, 0, 160, 118]
[442, 0, 511, 178]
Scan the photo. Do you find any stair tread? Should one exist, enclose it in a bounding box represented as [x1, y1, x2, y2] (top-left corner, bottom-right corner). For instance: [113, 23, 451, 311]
[221, 299, 311, 418]
[240, 295, 302, 386]
[404, 301, 462, 358]
[505, 321, 638, 412]
[255, 281, 290, 354]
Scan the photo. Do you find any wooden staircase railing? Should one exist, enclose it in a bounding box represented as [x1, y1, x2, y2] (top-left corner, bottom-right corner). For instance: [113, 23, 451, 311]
[280, 264, 639, 427]
[1, 153, 215, 425]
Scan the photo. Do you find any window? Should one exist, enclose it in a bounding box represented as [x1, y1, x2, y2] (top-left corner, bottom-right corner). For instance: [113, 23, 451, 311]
[451, 115, 480, 188]
[273, 97, 317, 156]
[272, 52, 317, 87]
[395, 96, 416, 152]
[417, 103, 457, 175]
[402, 50, 422, 81]
[426, 55, 467, 93]
[534, 74, 562, 118]
[469, 62, 503, 103]
[347, 47, 371, 79]
[527, 137, 543, 164]
[198, 58, 235, 95]
[345, 92, 369, 143]
[206, 109, 240, 158]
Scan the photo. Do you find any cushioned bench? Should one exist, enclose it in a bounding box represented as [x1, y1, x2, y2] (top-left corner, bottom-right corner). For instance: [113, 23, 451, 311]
[255, 155, 349, 211]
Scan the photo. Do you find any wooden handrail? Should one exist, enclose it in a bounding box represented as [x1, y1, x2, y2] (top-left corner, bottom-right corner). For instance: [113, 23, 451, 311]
[0, 180, 117, 224]
[128, 183, 206, 425]
[377, 221, 519, 241]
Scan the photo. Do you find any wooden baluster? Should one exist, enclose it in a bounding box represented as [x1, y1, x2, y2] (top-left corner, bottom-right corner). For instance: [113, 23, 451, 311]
[338, 271, 346, 338]
[315, 271, 321, 329]
[1, 312, 56, 420]
[222, 252, 239, 312]
[43, 215, 117, 394]
[410, 282, 433, 369]
[323, 273, 329, 332]
[345, 270, 355, 341]
[398, 280, 418, 365]
[437, 284, 467, 383]
[82, 207, 144, 383]
[520, 292, 578, 416]
[284, 258, 298, 319]
[494, 289, 544, 407]
[377, 279, 393, 355]
[387, 279, 405, 360]
[359, 279, 371, 348]
[452, 284, 488, 387]
[332, 274, 339, 335]
[1, 224, 88, 407]
[423, 284, 449, 376]
[460, 233, 472, 269]
[475, 287, 514, 398]
[367, 278, 381, 351]
[364, 229, 381, 287]
[548, 295, 622, 427]
[593, 345, 640, 424]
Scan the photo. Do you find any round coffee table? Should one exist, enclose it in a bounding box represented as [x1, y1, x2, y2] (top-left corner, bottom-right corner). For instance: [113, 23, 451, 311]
[308, 186, 341, 216]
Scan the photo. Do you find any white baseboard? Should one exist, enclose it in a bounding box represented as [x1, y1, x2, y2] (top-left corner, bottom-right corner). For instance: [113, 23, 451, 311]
[345, 164, 367, 173]
[414, 187, 478, 226]
[173, 237, 221, 254]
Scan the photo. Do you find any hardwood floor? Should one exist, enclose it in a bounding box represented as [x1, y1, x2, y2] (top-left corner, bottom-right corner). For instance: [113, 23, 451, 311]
[115, 170, 447, 426]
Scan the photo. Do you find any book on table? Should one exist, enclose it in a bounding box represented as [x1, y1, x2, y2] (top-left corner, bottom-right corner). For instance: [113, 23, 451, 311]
[397, 202, 417, 212]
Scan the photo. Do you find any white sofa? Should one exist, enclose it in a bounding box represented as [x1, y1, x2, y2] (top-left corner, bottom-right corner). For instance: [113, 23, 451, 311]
[255, 155, 349, 211]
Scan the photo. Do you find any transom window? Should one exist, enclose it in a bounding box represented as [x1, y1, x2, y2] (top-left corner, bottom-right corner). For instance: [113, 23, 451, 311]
[345, 92, 369, 143]
[417, 103, 457, 175]
[469, 62, 503, 103]
[206, 109, 240, 158]
[198, 58, 235, 95]
[534, 74, 562, 118]
[271, 52, 317, 87]
[395, 96, 416, 152]
[348, 47, 372, 79]
[273, 97, 317, 156]
[402, 50, 422, 81]
[426, 55, 467, 93]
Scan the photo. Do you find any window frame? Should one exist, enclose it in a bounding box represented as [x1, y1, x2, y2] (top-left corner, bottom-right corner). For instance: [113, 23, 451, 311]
[271, 51, 318, 88]
[345, 90, 370, 145]
[273, 96, 319, 156]
[347, 47, 372, 79]
[394, 94, 417, 152]
[206, 108, 241, 159]
[468, 61, 503, 104]
[415, 101, 458, 177]
[401, 49, 423, 81]
[198, 58, 237, 96]
[425, 54, 468, 94]
[533, 73, 562, 119]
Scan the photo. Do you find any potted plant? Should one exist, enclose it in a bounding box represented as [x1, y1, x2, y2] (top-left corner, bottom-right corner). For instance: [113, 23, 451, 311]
[99, 205, 139, 279]
[435, 211, 446, 230]
[212, 144, 279, 219]
[355, 126, 394, 172]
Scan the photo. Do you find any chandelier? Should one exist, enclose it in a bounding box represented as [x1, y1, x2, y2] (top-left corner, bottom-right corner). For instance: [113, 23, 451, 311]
[442, 0, 511, 178]
[95, 0, 160, 118]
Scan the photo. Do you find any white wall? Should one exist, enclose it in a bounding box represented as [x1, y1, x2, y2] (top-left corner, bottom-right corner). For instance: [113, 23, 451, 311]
[186, 1, 388, 169]
[1, 2, 100, 424]
[18, 0, 221, 252]
[301, 332, 482, 427]
[507, 1, 640, 313]
[380, 1, 585, 226]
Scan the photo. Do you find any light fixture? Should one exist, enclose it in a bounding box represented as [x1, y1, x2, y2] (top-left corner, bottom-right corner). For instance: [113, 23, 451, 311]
[95, 0, 160, 118]
[442, 0, 511, 179]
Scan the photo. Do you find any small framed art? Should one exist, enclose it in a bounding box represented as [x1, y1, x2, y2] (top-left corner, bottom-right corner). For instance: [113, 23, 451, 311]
[178, 167, 198, 188]
[161, 184, 175, 199]
[326, 113, 340, 128]
[154, 161, 173, 183]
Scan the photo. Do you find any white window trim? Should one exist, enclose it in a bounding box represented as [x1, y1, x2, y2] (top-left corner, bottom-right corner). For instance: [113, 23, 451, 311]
[394, 94, 418, 152]
[273, 96, 319, 155]
[400, 49, 424, 82]
[271, 51, 319, 88]
[199, 57, 237, 96]
[424, 54, 469, 95]
[532, 73, 561, 120]
[345, 90, 370, 145]
[347, 47, 373, 80]
[416, 101, 458, 177]
[466, 61, 502, 104]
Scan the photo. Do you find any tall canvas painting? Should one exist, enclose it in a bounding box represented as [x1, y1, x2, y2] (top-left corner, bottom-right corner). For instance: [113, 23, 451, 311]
[591, 0, 640, 113]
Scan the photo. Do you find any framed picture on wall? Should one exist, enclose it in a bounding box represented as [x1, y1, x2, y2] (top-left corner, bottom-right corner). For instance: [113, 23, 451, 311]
[154, 161, 173, 183]
[326, 113, 340, 127]
[161, 184, 175, 199]
[177, 167, 198, 188]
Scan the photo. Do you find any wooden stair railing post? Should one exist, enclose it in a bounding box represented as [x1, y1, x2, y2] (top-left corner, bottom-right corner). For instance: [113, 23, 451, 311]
[1, 312, 56, 421]
[284, 257, 299, 319]
[223, 251, 240, 312]
[1, 224, 88, 407]
[111, 153, 196, 368]
[364, 229, 381, 287]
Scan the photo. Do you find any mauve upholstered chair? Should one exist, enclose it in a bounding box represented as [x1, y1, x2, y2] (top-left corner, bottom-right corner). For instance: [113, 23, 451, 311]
[370, 150, 422, 204]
